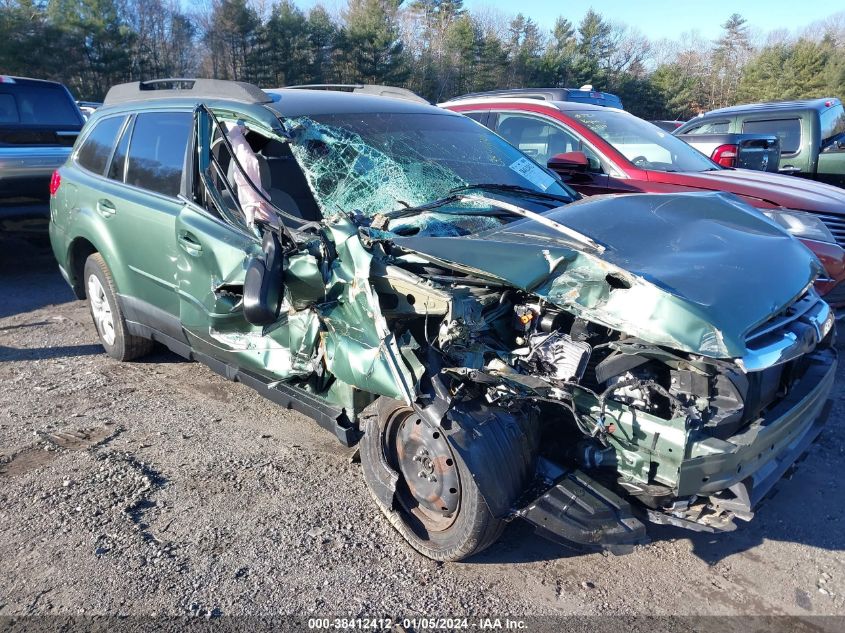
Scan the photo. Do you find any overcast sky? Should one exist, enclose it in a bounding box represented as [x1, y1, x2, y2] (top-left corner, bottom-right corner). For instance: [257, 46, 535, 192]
[290, 0, 841, 41]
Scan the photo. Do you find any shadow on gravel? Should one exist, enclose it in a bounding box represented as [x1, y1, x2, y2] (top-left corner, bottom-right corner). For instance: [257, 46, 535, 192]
[0, 236, 73, 317]
[467, 521, 586, 564]
[135, 346, 189, 364]
[461, 427, 845, 565]
[0, 342, 103, 360]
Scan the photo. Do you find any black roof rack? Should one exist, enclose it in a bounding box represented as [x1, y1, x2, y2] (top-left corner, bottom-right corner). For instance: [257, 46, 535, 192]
[104, 78, 271, 106]
[283, 84, 429, 104]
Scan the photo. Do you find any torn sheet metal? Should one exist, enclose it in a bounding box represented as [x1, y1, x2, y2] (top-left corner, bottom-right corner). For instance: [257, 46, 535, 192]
[389, 192, 820, 359]
[320, 216, 422, 402]
[207, 309, 321, 379]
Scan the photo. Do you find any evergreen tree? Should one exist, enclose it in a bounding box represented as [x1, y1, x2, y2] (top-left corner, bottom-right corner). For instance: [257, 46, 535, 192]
[539, 17, 578, 87]
[505, 14, 544, 87]
[203, 0, 260, 82]
[306, 6, 339, 83]
[255, 1, 311, 87]
[337, 0, 408, 84]
[710, 13, 751, 107]
[574, 9, 614, 87]
[47, 0, 136, 99]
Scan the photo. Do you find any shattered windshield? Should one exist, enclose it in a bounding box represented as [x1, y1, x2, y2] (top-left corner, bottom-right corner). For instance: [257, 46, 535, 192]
[572, 110, 719, 173]
[284, 112, 576, 220]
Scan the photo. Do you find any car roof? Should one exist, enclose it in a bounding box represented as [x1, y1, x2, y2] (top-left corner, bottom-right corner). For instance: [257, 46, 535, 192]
[550, 101, 626, 113]
[440, 97, 626, 116]
[95, 86, 452, 121]
[0, 75, 70, 88]
[265, 88, 451, 118]
[705, 97, 841, 117]
[443, 87, 620, 102]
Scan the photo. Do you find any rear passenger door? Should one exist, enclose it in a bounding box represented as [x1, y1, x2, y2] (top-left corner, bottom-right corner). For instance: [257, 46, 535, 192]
[102, 110, 192, 326]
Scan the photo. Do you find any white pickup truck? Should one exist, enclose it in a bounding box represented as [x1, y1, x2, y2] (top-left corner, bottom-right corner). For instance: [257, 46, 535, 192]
[0, 76, 84, 234]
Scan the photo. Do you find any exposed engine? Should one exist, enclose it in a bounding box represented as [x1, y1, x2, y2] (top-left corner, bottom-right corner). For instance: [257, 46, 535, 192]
[371, 252, 834, 515]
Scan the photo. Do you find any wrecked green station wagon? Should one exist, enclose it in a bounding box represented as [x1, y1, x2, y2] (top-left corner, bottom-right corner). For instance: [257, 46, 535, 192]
[49, 80, 837, 561]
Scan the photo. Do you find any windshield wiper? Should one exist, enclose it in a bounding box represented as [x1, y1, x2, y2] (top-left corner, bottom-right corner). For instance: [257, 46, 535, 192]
[382, 194, 463, 220]
[449, 183, 573, 204]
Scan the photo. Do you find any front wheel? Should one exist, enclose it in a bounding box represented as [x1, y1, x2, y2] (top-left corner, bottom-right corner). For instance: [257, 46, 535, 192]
[84, 253, 153, 362]
[361, 401, 504, 561]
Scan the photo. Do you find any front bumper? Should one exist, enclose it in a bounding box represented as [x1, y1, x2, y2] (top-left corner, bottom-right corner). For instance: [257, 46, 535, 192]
[518, 347, 836, 548]
[654, 347, 836, 529]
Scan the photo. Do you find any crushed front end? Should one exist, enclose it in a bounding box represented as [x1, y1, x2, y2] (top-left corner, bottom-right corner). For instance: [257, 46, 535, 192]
[276, 109, 837, 555]
[357, 192, 837, 553]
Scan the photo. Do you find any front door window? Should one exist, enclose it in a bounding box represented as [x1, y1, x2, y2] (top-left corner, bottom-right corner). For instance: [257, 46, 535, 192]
[493, 112, 603, 172]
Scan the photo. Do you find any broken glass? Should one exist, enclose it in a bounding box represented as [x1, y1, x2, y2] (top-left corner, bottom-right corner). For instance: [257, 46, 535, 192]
[283, 112, 575, 227]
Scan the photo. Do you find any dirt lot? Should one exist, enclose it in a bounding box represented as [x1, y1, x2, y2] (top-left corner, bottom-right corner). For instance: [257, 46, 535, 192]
[2, 236, 845, 625]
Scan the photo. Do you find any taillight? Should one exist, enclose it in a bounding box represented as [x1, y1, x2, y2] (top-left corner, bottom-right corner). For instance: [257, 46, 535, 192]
[712, 144, 738, 168]
[49, 170, 61, 196]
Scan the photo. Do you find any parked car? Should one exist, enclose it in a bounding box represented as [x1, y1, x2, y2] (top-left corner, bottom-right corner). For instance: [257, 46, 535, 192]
[674, 131, 780, 172]
[675, 98, 845, 188]
[0, 75, 85, 234]
[447, 86, 624, 110]
[51, 79, 835, 561]
[441, 96, 845, 307]
[650, 120, 684, 132]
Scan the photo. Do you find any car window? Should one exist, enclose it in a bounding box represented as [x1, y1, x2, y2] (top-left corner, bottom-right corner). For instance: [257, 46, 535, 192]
[107, 116, 132, 181]
[742, 118, 801, 154]
[683, 120, 730, 134]
[286, 111, 577, 220]
[462, 112, 487, 124]
[571, 109, 717, 172]
[76, 115, 126, 175]
[0, 83, 82, 126]
[494, 113, 602, 172]
[820, 105, 845, 149]
[125, 111, 191, 197]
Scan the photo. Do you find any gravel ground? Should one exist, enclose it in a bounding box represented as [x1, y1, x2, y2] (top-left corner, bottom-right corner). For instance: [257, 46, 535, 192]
[1, 236, 845, 624]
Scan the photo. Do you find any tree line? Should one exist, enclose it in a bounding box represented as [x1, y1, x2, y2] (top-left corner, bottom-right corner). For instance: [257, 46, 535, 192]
[1, 0, 843, 120]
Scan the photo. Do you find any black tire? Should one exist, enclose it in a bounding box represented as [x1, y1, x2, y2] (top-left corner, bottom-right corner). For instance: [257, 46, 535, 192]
[361, 400, 505, 561]
[83, 253, 153, 362]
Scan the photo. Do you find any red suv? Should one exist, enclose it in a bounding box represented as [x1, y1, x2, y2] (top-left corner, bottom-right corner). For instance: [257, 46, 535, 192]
[442, 96, 845, 307]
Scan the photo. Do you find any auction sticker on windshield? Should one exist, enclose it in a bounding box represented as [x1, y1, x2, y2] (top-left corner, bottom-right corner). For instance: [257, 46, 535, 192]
[509, 156, 556, 191]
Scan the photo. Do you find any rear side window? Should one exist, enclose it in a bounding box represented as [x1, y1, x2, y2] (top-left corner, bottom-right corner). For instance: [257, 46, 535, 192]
[684, 120, 730, 134]
[125, 112, 192, 197]
[107, 116, 132, 181]
[0, 83, 82, 126]
[742, 118, 801, 154]
[76, 116, 126, 175]
[462, 112, 487, 124]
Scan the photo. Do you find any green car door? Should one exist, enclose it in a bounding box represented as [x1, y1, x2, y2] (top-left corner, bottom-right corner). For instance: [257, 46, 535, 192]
[174, 107, 322, 382]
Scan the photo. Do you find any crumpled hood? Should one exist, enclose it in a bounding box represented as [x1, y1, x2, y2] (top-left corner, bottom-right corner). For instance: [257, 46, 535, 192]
[391, 192, 821, 359]
[649, 168, 845, 215]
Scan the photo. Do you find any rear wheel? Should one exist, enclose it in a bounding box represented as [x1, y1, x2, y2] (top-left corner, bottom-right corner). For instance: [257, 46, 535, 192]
[84, 253, 153, 361]
[361, 401, 505, 561]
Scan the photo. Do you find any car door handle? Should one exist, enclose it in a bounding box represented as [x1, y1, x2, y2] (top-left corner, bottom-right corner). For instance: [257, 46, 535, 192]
[177, 231, 203, 255]
[96, 199, 116, 217]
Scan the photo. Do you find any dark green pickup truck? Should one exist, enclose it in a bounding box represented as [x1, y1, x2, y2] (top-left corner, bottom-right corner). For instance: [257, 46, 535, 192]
[676, 98, 845, 188]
